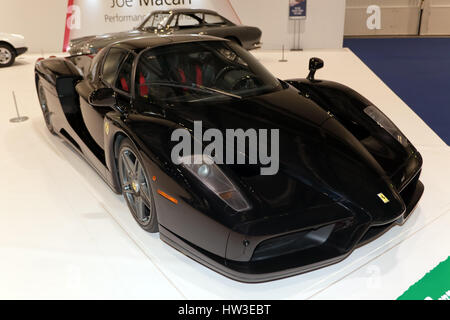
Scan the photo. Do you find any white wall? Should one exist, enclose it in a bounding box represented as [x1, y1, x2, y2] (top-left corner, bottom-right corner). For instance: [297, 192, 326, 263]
[344, 0, 450, 36]
[345, 0, 422, 36]
[67, 0, 244, 41]
[231, 0, 346, 50]
[421, 0, 450, 35]
[0, 0, 67, 53]
[0, 0, 345, 53]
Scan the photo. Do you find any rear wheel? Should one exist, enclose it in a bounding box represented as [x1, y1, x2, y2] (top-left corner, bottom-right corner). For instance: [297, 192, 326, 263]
[0, 44, 15, 68]
[118, 139, 159, 233]
[37, 79, 55, 134]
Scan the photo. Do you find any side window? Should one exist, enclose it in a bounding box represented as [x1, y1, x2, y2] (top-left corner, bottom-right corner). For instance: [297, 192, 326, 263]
[177, 14, 201, 27]
[153, 13, 169, 27]
[102, 48, 128, 86]
[204, 14, 225, 25]
[135, 53, 164, 98]
[167, 15, 177, 27]
[115, 53, 135, 93]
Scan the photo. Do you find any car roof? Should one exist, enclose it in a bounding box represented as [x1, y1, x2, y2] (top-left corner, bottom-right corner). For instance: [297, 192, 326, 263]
[110, 34, 227, 52]
[151, 9, 219, 15]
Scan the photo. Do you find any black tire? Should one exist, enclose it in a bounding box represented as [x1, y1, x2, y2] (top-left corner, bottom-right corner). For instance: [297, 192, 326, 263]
[0, 44, 16, 68]
[36, 78, 55, 134]
[118, 138, 159, 233]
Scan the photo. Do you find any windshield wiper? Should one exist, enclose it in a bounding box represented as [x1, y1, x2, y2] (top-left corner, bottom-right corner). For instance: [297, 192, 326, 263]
[145, 82, 242, 99]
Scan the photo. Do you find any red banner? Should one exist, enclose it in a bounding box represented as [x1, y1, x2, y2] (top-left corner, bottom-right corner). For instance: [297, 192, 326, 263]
[63, 0, 75, 52]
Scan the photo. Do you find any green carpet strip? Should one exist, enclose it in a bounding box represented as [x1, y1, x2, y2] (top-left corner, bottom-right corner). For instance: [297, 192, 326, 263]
[398, 256, 450, 300]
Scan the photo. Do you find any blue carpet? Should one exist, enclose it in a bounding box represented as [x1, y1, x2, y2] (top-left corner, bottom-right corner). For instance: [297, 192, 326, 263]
[344, 38, 450, 145]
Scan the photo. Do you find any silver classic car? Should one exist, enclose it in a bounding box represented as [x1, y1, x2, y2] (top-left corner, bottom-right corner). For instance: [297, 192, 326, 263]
[68, 9, 262, 55]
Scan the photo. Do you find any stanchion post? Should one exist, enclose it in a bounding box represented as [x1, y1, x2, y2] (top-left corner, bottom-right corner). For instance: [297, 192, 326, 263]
[279, 45, 288, 62]
[9, 91, 29, 123]
[291, 20, 303, 52]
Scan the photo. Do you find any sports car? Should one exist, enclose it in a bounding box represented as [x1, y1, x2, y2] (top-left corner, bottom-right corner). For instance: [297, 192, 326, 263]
[35, 35, 423, 283]
[68, 9, 262, 55]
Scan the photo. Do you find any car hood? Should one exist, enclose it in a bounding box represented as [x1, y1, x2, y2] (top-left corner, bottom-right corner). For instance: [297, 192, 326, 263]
[162, 85, 407, 225]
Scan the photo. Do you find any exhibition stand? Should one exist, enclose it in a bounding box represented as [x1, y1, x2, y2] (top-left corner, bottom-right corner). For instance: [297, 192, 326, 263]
[1, 49, 449, 299]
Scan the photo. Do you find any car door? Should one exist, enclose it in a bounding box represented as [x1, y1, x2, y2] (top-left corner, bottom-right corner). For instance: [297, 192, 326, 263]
[77, 47, 133, 151]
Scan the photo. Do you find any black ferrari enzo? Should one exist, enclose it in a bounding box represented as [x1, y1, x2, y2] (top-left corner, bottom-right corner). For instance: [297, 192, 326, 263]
[35, 35, 423, 283]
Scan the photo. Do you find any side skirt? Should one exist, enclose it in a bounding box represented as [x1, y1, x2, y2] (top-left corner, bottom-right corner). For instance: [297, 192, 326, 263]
[55, 130, 119, 194]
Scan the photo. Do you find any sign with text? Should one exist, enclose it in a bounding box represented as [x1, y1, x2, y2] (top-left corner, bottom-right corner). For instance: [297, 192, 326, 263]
[63, 0, 241, 50]
[289, 0, 307, 20]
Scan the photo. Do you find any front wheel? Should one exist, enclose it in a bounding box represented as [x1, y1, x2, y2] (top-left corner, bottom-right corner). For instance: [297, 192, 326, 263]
[118, 139, 159, 233]
[0, 44, 16, 68]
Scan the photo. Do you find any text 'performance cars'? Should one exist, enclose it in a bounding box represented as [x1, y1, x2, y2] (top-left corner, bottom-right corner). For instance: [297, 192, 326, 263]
[35, 35, 423, 282]
[68, 9, 262, 55]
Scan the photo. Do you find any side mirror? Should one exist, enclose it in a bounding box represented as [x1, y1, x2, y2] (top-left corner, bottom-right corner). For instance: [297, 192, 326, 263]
[89, 88, 116, 107]
[307, 57, 324, 82]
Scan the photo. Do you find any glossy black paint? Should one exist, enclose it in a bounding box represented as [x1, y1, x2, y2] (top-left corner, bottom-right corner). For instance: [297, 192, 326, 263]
[307, 57, 324, 81]
[89, 87, 116, 107]
[35, 36, 423, 283]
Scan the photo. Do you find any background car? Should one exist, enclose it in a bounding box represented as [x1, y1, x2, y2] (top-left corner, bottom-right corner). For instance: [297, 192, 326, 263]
[68, 9, 262, 55]
[0, 32, 27, 68]
[36, 35, 423, 283]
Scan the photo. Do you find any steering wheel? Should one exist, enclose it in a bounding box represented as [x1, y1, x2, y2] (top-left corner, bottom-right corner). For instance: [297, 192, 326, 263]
[231, 75, 259, 91]
[214, 66, 241, 85]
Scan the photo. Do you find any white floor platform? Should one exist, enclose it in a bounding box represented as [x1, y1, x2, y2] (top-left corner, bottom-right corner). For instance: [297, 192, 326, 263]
[0, 49, 449, 300]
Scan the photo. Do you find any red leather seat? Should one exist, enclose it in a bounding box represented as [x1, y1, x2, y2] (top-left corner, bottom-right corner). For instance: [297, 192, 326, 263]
[178, 65, 203, 86]
[139, 72, 149, 97]
[120, 77, 129, 92]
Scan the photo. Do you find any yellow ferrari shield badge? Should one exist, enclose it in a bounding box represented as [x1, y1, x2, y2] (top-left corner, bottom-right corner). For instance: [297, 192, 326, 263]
[104, 122, 110, 135]
[377, 193, 390, 204]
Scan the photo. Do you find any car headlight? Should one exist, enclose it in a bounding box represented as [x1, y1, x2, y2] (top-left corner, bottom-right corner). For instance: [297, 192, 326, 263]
[179, 155, 251, 212]
[364, 105, 408, 147]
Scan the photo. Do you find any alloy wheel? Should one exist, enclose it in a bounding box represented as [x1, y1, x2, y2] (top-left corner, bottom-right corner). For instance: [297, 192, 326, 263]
[0, 47, 12, 65]
[119, 147, 154, 226]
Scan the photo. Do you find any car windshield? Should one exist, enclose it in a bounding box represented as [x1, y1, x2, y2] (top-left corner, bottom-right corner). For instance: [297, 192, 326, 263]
[140, 13, 171, 29]
[135, 41, 283, 104]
